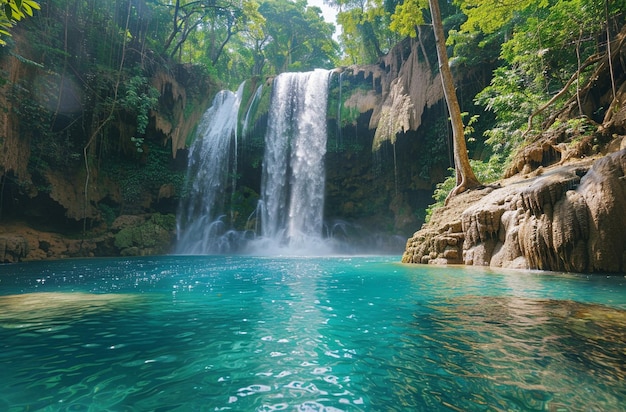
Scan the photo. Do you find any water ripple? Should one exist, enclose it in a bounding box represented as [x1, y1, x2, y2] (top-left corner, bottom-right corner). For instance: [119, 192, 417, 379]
[0, 256, 624, 411]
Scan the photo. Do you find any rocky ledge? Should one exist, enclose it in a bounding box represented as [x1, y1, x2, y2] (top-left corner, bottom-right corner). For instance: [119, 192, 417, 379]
[402, 149, 626, 273]
[0, 213, 175, 263]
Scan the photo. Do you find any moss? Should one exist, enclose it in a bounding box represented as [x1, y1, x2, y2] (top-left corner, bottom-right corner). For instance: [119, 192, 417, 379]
[238, 77, 262, 126]
[114, 227, 136, 249]
[149, 213, 177, 231]
[114, 213, 176, 253]
[327, 77, 373, 127]
[98, 204, 117, 228]
[102, 141, 186, 207]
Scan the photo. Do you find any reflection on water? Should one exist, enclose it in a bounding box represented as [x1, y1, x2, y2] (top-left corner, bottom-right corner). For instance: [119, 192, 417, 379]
[0, 256, 624, 411]
[412, 296, 626, 411]
[0, 292, 140, 328]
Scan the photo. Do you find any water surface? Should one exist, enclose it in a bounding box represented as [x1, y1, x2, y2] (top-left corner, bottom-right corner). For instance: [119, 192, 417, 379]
[0, 256, 624, 411]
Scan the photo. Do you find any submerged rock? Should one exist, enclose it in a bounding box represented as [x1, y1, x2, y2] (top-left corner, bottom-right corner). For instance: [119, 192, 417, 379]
[0, 292, 140, 328]
[403, 150, 626, 273]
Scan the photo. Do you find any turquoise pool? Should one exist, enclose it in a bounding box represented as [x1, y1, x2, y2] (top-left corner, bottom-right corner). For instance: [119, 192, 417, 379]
[0, 256, 624, 411]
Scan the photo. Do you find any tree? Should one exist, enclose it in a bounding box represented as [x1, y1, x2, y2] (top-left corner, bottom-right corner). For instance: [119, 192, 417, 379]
[429, 0, 480, 197]
[161, 0, 262, 62]
[0, 0, 40, 45]
[258, 0, 338, 74]
[331, 0, 401, 65]
[391, 0, 480, 198]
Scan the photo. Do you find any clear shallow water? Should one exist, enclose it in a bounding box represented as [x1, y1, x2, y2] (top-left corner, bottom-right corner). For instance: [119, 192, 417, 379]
[0, 256, 624, 411]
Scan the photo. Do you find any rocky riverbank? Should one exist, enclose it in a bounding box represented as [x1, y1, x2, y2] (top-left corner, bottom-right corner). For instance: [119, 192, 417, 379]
[0, 213, 175, 263]
[402, 147, 626, 273]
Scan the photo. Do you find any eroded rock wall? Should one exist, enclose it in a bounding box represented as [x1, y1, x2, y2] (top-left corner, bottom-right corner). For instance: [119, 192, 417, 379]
[0, 213, 175, 262]
[152, 65, 216, 157]
[403, 149, 626, 273]
[338, 35, 443, 147]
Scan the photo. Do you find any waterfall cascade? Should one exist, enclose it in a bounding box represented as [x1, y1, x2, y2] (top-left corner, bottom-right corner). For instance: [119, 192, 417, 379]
[258, 69, 332, 252]
[175, 67, 412, 256]
[175, 84, 244, 254]
[176, 70, 333, 255]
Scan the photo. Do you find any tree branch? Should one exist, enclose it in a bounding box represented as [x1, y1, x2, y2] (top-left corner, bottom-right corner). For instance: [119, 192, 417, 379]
[523, 52, 603, 138]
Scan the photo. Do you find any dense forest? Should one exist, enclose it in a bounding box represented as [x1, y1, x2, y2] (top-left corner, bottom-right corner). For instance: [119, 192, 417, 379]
[0, 0, 625, 261]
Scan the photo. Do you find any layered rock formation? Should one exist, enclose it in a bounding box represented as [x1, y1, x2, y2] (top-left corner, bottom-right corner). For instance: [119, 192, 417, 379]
[404, 23, 626, 274]
[403, 148, 626, 273]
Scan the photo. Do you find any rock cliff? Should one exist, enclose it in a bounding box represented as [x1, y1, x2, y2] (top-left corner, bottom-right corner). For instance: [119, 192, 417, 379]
[0, 27, 453, 261]
[0, 15, 505, 263]
[0, 29, 215, 261]
[404, 24, 626, 274]
[403, 147, 626, 273]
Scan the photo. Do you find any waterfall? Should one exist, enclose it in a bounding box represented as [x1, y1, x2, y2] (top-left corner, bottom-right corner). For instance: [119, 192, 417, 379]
[175, 83, 245, 254]
[257, 69, 333, 252]
[176, 70, 342, 255]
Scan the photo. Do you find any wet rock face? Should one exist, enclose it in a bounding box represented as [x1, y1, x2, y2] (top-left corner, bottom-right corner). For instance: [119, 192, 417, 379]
[579, 151, 626, 272]
[0, 235, 29, 263]
[403, 150, 626, 273]
[0, 213, 175, 262]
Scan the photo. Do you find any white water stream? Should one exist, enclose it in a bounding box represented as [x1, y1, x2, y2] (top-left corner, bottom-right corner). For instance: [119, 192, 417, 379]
[258, 69, 332, 251]
[176, 70, 333, 254]
[175, 84, 244, 254]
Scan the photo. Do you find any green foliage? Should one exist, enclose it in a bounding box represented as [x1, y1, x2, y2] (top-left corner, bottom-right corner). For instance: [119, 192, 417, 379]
[113, 226, 135, 249]
[389, 0, 626, 203]
[258, 0, 339, 74]
[473, 67, 536, 167]
[389, 0, 427, 37]
[425, 158, 504, 222]
[549, 117, 597, 144]
[461, 112, 480, 144]
[0, 0, 40, 45]
[149, 213, 177, 231]
[469, 0, 624, 173]
[334, 0, 401, 65]
[119, 73, 160, 136]
[418, 117, 449, 180]
[455, 0, 547, 34]
[7, 79, 82, 176]
[114, 213, 176, 251]
[98, 203, 117, 227]
[103, 141, 186, 206]
[239, 80, 272, 139]
[425, 167, 455, 221]
[228, 185, 260, 230]
[470, 157, 506, 184]
[327, 82, 373, 128]
[164, 0, 263, 65]
[339, 104, 362, 128]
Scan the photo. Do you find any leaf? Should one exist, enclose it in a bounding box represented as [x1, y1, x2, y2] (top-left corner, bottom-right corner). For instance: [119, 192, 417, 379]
[390, 0, 426, 37]
[9, 1, 22, 14]
[24, 0, 40, 10]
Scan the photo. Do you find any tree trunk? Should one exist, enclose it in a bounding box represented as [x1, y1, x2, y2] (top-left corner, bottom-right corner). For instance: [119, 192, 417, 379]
[429, 0, 480, 199]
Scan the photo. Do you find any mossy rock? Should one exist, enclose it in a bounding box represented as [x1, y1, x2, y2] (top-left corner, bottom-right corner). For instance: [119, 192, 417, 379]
[114, 213, 176, 255]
